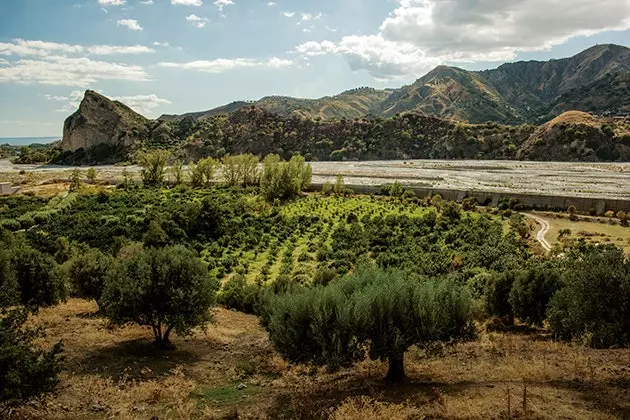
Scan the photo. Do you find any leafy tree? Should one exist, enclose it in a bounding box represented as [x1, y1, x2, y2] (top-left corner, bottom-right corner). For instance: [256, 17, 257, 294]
[260, 154, 312, 200]
[508, 267, 562, 326]
[137, 150, 170, 186]
[143, 220, 168, 247]
[217, 274, 260, 314]
[0, 307, 63, 410]
[100, 245, 218, 348]
[66, 248, 114, 303]
[483, 271, 516, 324]
[190, 157, 219, 188]
[222, 154, 259, 187]
[170, 159, 184, 185]
[11, 246, 66, 307]
[547, 245, 630, 348]
[263, 265, 473, 381]
[69, 169, 82, 191]
[86, 167, 98, 184]
[0, 248, 19, 307]
[333, 175, 345, 194]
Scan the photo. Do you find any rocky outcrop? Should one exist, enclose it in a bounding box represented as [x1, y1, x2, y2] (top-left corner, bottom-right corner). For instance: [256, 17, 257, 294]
[62, 90, 150, 152]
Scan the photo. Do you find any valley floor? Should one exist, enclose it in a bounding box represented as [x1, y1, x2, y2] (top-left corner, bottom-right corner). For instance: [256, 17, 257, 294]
[13, 299, 630, 420]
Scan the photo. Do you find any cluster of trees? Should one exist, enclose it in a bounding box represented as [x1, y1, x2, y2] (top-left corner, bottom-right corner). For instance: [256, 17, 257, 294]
[135, 151, 312, 200]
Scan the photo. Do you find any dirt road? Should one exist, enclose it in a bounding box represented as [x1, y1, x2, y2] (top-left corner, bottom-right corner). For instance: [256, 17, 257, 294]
[524, 213, 552, 252]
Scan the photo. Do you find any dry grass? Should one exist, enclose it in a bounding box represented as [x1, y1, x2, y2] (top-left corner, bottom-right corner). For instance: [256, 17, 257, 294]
[533, 213, 630, 254]
[12, 299, 630, 419]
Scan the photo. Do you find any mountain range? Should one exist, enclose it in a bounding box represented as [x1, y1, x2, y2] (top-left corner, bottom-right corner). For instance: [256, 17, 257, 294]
[159, 44, 630, 125]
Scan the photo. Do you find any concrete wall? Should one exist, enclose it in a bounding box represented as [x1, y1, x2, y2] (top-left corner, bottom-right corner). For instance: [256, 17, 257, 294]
[310, 183, 630, 214]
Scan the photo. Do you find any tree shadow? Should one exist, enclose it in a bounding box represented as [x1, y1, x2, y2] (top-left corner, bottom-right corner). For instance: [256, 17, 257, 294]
[71, 337, 203, 382]
[265, 373, 630, 420]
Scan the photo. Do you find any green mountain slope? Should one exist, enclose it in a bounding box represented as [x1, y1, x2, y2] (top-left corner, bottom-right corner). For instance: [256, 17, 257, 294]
[159, 44, 630, 124]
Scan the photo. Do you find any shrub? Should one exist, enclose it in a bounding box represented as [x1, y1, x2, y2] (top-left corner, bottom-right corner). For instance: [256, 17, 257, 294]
[101, 245, 219, 348]
[66, 248, 114, 303]
[263, 265, 474, 381]
[0, 249, 19, 307]
[218, 274, 260, 314]
[508, 268, 562, 327]
[547, 245, 630, 348]
[86, 167, 98, 184]
[12, 246, 66, 307]
[260, 154, 312, 200]
[0, 308, 63, 409]
[484, 271, 516, 324]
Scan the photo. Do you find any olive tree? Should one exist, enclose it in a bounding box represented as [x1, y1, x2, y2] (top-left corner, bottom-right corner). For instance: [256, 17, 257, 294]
[263, 265, 474, 381]
[0, 307, 63, 410]
[100, 245, 219, 348]
[547, 245, 629, 348]
[66, 248, 114, 303]
[12, 246, 66, 308]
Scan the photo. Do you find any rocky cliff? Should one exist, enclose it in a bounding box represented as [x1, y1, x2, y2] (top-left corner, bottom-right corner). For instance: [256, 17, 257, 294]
[62, 90, 150, 153]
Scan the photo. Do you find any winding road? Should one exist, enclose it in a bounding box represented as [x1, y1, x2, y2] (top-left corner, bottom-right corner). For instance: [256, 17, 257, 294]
[523, 213, 552, 252]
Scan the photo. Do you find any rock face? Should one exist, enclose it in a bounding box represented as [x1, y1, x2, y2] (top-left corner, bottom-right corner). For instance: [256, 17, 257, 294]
[62, 90, 150, 152]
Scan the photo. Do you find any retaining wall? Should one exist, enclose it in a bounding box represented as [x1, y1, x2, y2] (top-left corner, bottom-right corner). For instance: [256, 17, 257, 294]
[310, 183, 630, 214]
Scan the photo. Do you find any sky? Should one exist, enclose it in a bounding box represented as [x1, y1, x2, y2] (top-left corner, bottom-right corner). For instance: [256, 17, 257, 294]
[0, 0, 629, 137]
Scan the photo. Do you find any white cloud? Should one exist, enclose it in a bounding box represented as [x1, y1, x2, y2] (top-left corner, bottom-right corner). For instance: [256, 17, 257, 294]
[87, 45, 154, 54]
[153, 41, 170, 47]
[214, 0, 234, 10]
[0, 56, 150, 86]
[0, 39, 154, 57]
[267, 1, 276, 6]
[49, 90, 170, 114]
[300, 12, 323, 21]
[294, 0, 630, 80]
[186, 14, 209, 28]
[140, 0, 154, 4]
[0, 39, 83, 57]
[281, 11, 295, 17]
[171, 0, 202, 5]
[159, 56, 293, 73]
[118, 19, 143, 31]
[99, 0, 126, 5]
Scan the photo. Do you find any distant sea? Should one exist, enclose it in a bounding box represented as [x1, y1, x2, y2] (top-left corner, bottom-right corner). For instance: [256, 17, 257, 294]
[0, 136, 60, 146]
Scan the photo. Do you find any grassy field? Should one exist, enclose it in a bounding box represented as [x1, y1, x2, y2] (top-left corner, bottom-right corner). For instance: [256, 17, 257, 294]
[12, 298, 630, 419]
[533, 213, 630, 254]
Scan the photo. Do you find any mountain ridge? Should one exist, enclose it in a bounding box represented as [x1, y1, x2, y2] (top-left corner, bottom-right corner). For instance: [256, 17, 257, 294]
[158, 44, 629, 124]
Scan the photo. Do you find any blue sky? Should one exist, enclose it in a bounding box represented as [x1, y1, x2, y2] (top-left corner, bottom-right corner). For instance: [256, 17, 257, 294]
[0, 0, 629, 137]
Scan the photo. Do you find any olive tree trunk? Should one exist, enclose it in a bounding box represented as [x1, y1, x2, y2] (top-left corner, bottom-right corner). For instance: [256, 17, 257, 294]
[385, 353, 407, 382]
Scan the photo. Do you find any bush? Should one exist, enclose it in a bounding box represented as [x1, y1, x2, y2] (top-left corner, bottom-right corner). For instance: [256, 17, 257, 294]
[218, 274, 260, 314]
[101, 245, 219, 348]
[547, 245, 630, 348]
[137, 150, 170, 186]
[263, 265, 474, 381]
[12, 246, 66, 307]
[484, 271, 516, 324]
[0, 307, 63, 409]
[0, 249, 19, 307]
[508, 268, 562, 327]
[66, 248, 114, 303]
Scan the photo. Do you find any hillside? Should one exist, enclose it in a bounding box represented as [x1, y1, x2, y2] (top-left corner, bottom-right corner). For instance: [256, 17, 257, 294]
[56, 90, 630, 165]
[159, 44, 630, 124]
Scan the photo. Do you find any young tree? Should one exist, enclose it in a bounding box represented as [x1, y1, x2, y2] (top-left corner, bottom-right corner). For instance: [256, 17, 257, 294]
[263, 265, 474, 381]
[508, 267, 562, 327]
[86, 167, 98, 184]
[222, 154, 259, 187]
[137, 150, 170, 186]
[190, 157, 219, 188]
[65, 248, 114, 303]
[69, 169, 83, 191]
[100, 246, 219, 348]
[260, 154, 312, 200]
[0, 307, 63, 410]
[170, 159, 184, 185]
[333, 175, 345, 194]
